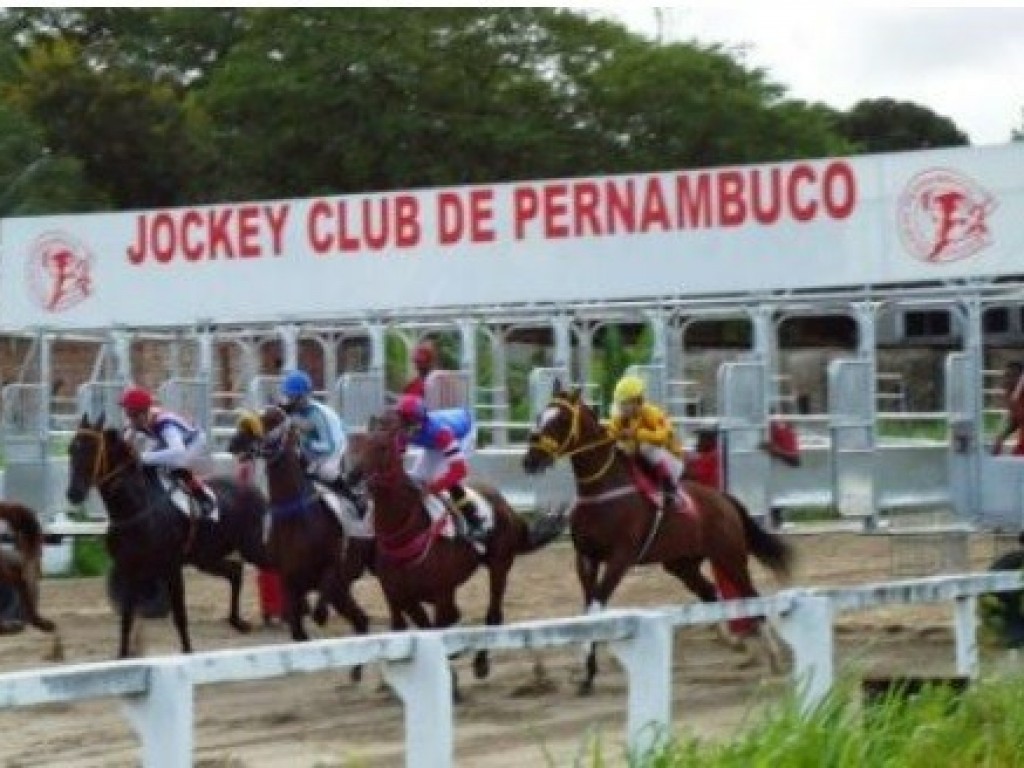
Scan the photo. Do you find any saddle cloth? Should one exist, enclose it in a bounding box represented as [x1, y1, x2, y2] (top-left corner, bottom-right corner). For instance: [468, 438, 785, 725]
[316, 486, 375, 540]
[422, 487, 494, 540]
[161, 475, 220, 522]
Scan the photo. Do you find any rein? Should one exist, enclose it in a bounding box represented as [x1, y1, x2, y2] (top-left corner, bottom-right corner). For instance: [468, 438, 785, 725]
[76, 428, 135, 490]
[530, 397, 616, 486]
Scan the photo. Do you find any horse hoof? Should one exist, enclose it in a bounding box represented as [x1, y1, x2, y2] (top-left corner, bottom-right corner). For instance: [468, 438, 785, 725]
[472, 653, 490, 680]
[229, 617, 252, 634]
[350, 665, 363, 684]
[312, 605, 329, 627]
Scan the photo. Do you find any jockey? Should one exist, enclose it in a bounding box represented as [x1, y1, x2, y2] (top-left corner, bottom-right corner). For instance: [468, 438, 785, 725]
[279, 369, 365, 514]
[119, 386, 215, 518]
[608, 374, 685, 507]
[394, 393, 484, 539]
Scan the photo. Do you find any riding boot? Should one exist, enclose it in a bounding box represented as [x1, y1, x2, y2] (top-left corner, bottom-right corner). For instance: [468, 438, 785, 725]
[656, 463, 682, 509]
[330, 476, 368, 518]
[449, 484, 484, 539]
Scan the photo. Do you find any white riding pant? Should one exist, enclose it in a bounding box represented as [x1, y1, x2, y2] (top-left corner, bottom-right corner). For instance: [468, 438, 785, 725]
[637, 444, 684, 481]
[407, 434, 476, 487]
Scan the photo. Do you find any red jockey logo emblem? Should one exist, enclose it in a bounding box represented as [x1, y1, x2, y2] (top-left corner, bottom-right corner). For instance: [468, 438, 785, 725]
[25, 232, 94, 312]
[897, 168, 997, 264]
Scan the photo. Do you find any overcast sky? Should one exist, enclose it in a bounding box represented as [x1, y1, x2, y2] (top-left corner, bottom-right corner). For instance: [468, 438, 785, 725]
[591, 4, 1024, 146]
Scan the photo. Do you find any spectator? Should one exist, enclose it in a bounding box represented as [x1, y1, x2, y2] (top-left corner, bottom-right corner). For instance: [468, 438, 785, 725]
[403, 340, 437, 398]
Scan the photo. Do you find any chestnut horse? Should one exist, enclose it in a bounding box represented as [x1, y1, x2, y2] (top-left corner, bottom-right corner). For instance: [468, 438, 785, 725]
[66, 413, 273, 657]
[356, 413, 567, 695]
[0, 503, 63, 660]
[228, 406, 373, 647]
[522, 383, 794, 693]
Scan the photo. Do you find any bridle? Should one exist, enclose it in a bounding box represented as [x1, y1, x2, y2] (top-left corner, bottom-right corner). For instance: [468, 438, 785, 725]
[528, 396, 615, 486]
[74, 428, 136, 490]
[237, 409, 294, 466]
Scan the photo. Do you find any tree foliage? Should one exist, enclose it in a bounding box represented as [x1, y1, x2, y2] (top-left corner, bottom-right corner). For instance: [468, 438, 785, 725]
[0, 9, 974, 214]
[836, 97, 969, 153]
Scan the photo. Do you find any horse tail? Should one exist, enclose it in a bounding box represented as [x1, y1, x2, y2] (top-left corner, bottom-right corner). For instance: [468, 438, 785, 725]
[726, 493, 794, 581]
[0, 503, 44, 565]
[516, 504, 569, 554]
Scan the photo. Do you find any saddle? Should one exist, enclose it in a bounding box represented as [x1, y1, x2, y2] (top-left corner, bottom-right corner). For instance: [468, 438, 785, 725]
[312, 480, 374, 540]
[152, 469, 219, 522]
[625, 459, 696, 517]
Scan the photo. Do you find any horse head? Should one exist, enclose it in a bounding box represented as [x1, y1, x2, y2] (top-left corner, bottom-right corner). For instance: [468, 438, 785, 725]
[522, 380, 604, 476]
[229, 405, 296, 465]
[66, 412, 140, 505]
[359, 413, 408, 488]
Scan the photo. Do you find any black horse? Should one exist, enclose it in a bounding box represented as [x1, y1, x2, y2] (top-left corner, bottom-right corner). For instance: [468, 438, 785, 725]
[65, 413, 273, 657]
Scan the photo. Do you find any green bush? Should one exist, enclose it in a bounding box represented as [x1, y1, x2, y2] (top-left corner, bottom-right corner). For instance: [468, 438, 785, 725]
[69, 536, 109, 578]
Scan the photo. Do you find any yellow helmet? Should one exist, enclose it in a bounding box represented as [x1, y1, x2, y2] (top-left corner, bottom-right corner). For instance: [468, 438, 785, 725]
[613, 375, 645, 404]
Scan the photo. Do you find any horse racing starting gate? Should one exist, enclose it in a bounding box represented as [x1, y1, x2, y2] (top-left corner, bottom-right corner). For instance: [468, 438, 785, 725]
[0, 570, 1017, 767]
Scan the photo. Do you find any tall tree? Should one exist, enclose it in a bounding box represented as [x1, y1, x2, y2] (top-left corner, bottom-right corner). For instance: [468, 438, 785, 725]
[837, 98, 969, 153]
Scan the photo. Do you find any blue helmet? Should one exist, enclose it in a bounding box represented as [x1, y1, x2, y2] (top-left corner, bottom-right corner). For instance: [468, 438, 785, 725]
[281, 369, 313, 398]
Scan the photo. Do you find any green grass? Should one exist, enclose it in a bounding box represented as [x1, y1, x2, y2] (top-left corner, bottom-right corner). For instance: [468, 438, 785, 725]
[572, 672, 1024, 767]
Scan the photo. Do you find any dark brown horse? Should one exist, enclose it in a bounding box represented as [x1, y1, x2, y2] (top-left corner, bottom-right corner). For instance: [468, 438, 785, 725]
[0, 503, 63, 660]
[228, 406, 372, 647]
[66, 413, 273, 658]
[522, 383, 794, 693]
[356, 413, 567, 693]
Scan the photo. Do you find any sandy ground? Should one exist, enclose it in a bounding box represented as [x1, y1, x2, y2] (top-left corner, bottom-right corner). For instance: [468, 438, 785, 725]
[0, 531, 1017, 767]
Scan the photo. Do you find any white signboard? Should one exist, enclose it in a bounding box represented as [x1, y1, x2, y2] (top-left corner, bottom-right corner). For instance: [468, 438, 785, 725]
[1, 143, 1020, 331]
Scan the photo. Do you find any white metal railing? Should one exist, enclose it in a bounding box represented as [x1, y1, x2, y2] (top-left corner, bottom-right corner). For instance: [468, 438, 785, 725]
[0, 571, 1019, 767]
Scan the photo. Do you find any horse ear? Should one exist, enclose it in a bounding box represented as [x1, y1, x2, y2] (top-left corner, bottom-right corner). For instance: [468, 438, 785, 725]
[552, 377, 563, 396]
[79, 412, 89, 428]
[96, 412, 106, 429]
[571, 386, 583, 402]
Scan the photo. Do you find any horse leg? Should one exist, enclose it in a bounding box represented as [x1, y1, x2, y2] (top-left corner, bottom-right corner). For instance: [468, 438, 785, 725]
[577, 553, 633, 696]
[167, 569, 193, 654]
[709, 558, 785, 671]
[14, 574, 63, 662]
[663, 558, 744, 652]
[195, 558, 251, 634]
[321, 568, 370, 683]
[118, 588, 137, 660]
[474, 559, 511, 681]
[434, 595, 464, 704]
[284, 578, 309, 642]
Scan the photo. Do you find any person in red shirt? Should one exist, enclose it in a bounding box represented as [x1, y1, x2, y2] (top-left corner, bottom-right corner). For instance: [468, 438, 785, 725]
[992, 362, 1024, 456]
[685, 427, 723, 490]
[403, 340, 436, 398]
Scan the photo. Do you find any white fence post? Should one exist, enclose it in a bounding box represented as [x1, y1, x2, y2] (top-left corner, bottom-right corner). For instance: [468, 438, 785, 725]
[776, 592, 834, 715]
[610, 611, 673, 758]
[954, 594, 979, 678]
[383, 632, 453, 768]
[121, 658, 193, 768]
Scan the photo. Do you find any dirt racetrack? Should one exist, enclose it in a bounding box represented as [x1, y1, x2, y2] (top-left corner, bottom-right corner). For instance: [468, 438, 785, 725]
[0, 531, 1018, 767]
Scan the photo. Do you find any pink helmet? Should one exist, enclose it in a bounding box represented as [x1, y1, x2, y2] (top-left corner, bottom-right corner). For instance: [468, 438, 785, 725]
[396, 394, 426, 424]
[119, 386, 153, 413]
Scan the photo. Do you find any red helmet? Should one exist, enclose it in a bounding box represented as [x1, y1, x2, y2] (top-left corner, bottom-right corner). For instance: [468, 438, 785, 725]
[119, 386, 153, 413]
[396, 394, 426, 424]
[412, 341, 435, 368]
